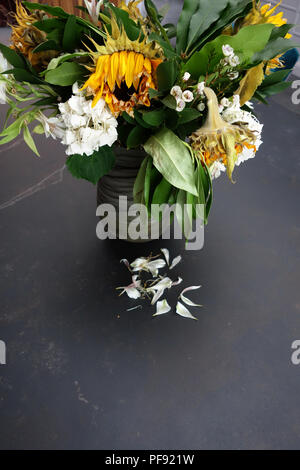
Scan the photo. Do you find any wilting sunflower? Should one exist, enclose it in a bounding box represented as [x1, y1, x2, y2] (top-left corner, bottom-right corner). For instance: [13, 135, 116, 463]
[81, 17, 163, 116]
[191, 88, 257, 182]
[10, 1, 57, 69]
[241, 1, 292, 74]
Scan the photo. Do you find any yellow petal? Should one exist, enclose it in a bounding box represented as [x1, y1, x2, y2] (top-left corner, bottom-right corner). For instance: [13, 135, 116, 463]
[108, 52, 119, 91]
[125, 51, 136, 88]
[119, 50, 127, 80]
[144, 57, 151, 74]
[134, 53, 144, 77]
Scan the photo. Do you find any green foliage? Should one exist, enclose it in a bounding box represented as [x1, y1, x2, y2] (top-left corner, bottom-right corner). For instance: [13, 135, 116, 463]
[0, 43, 25, 69]
[127, 126, 149, 149]
[142, 109, 166, 127]
[144, 128, 198, 196]
[108, 5, 142, 41]
[176, 0, 252, 54]
[157, 60, 179, 92]
[251, 37, 300, 65]
[184, 24, 273, 80]
[45, 62, 87, 86]
[66, 146, 116, 184]
[133, 156, 151, 204]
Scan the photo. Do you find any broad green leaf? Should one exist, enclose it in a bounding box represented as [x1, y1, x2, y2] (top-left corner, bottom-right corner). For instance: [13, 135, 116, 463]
[143, 109, 165, 127]
[259, 81, 291, 97]
[189, 0, 252, 52]
[108, 5, 141, 41]
[45, 52, 89, 72]
[63, 15, 78, 52]
[122, 111, 136, 125]
[23, 2, 69, 18]
[269, 24, 294, 41]
[157, 60, 178, 92]
[33, 18, 65, 33]
[127, 126, 148, 149]
[161, 95, 177, 110]
[8, 68, 44, 84]
[152, 177, 172, 206]
[33, 40, 62, 53]
[23, 126, 40, 157]
[133, 156, 150, 204]
[144, 128, 198, 196]
[260, 69, 292, 87]
[187, 0, 228, 50]
[134, 110, 152, 129]
[148, 33, 178, 59]
[66, 146, 116, 185]
[251, 37, 300, 64]
[184, 24, 273, 79]
[176, 0, 199, 54]
[178, 108, 201, 125]
[45, 62, 86, 86]
[0, 43, 25, 69]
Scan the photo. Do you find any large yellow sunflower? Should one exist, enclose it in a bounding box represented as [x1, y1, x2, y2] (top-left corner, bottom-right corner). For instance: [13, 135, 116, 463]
[82, 17, 163, 117]
[10, 1, 57, 69]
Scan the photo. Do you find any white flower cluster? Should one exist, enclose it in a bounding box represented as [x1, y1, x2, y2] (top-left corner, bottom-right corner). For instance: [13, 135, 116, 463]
[0, 52, 10, 104]
[41, 83, 118, 156]
[170, 85, 194, 112]
[222, 44, 240, 80]
[209, 95, 263, 180]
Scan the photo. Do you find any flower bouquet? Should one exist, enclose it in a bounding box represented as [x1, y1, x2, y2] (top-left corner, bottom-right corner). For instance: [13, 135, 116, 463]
[0, 1, 298, 238]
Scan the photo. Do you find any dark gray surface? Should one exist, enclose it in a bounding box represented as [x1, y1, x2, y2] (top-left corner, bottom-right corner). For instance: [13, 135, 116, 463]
[0, 81, 300, 449]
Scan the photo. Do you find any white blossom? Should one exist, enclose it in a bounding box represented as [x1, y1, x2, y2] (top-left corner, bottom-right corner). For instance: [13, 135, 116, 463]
[84, 0, 103, 26]
[170, 85, 182, 99]
[117, 275, 142, 299]
[228, 54, 240, 67]
[196, 81, 205, 95]
[38, 114, 66, 140]
[55, 82, 118, 156]
[176, 99, 186, 112]
[131, 257, 166, 276]
[222, 44, 234, 57]
[220, 97, 230, 108]
[182, 90, 194, 103]
[228, 71, 239, 80]
[209, 161, 226, 180]
[182, 72, 191, 82]
[0, 52, 10, 104]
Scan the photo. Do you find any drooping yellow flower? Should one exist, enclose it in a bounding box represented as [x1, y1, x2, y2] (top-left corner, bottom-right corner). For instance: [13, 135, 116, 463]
[82, 16, 163, 116]
[190, 88, 256, 182]
[10, 1, 57, 69]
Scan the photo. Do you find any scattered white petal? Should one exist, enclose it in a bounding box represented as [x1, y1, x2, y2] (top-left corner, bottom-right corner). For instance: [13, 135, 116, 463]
[146, 259, 166, 276]
[180, 285, 202, 295]
[172, 277, 183, 287]
[180, 294, 202, 308]
[153, 300, 171, 317]
[170, 255, 182, 270]
[117, 276, 142, 299]
[120, 258, 130, 269]
[176, 302, 198, 320]
[160, 248, 170, 265]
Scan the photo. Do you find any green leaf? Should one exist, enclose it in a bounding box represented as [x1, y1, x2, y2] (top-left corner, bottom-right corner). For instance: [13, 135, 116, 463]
[134, 110, 152, 129]
[260, 69, 292, 87]
[161, 95, 177, 110]
[157, 60, 178, 92]
[127, 126, 148, 149]
[184, 24, 273, 79]
[108, 5, 141, 41]
[270, 23, 294, 41]
[133, 156, 150, 204]
[259, 81, 291, 97]
[178, 108, 201, 125]
[63, 15, 78, 52]
[23, 2, 69, 19]
[45, 62, 86, 86]
[176, 0, 200, 54]
[0, 43, 25, 69]
[148, 88, 161, 99]
[144, 128, 198, 196]
[33, 40, 62, 53]
[122, 111, 135, 125]
[143, 109, 166, 127]
[144, 157, 153, 208]
[33, 18, 65, 33]
[23, 126, 40, 157]
[45, 52, 89, 72]
[251, 37, 300, 65]
[152, 177, 172, 206]
[190, 0, 252, 52]
[66, 146, 116, 184]
[8, 68, 44, 85]
[187, 0, 229, 51]
[148, 32, 178, 59]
